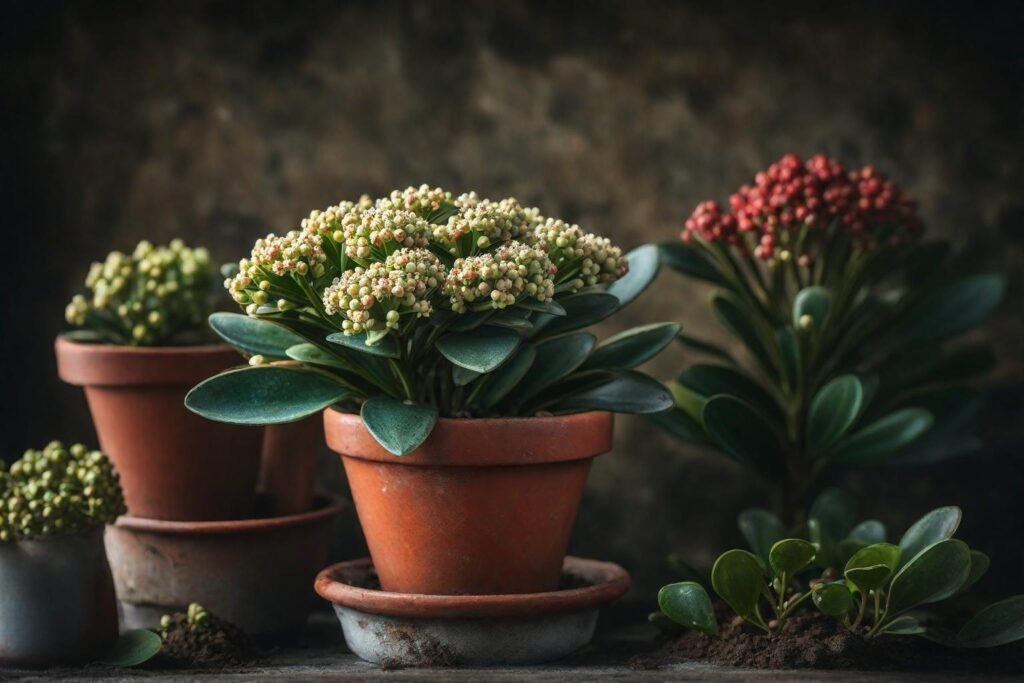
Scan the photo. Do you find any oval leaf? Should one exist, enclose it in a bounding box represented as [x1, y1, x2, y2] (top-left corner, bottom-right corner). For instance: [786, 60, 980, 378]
[680, 364, 782, 424]
[209, 312, 306, 358]
[882, 615, 925, 635]
[583, 322, 680, 371]
[711, 291, 778, 379]
[326, 331, 400, 358]
[659, 241, 724, 284]
[701, 396, 782, 478]
[887, 539, 972, 616]
[100, 629, 162, 667]
[958, 595, 1024, 648]
[658, 581, 718, 636]
[711, 549, 765, 619]
[738, 508, 785, 567]
[807, 375, 864, 453]
[769, 539, 817, 576]
[511, 333, 595, 402]
[793, 287, 831, 334]
[891, 274, 1006, 347]
[608, 243, 660, 308]
[534, 293, 620, 338]
[849, 520, 887, 544]
[961, 550, 991, 594]
[813, 582, 853, 618]
[552, 370, 673, 415]
[828, 408, 934, 464]
[474, 346, 537, 411]
[436, 327, 521, 373]
[186, 366, 351, 424]
[898, 506, 962, 568]
[286, 343, 348, 369]
[845, 543, 901, 591]
[361, 397, 438, 456]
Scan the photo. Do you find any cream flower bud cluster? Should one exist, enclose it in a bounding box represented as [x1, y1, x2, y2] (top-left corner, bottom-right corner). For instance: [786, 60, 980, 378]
[322, 248, 443, 336]
[529, 219, 629, 288]
[226, 230, 328, 309]
[300, 198, 370, 238]
[379, 184, 453, 215]
[444, 242, 556, 313]
[434, 196, 533, 252]
[336, 208, 433, 261]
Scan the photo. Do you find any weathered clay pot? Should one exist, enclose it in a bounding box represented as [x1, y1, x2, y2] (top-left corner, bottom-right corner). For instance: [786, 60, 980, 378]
[55, 337, 263, 521]
[104, 496, 347, 636]
[0, 528, 118, 666]
[324, 409, 613, 596]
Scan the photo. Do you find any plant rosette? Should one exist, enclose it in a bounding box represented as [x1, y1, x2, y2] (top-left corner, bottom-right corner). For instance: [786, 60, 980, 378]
[0, 442, 123, 666]
[56, 239, 264, 521]
[654, 154, 1005, 523]
[185, 186, 675, 594]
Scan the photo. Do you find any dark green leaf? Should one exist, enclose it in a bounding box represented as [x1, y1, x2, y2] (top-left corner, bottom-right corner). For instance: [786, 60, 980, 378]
[793, 287, 831, 334]
[829, 408, 934, 464]
[361, 397, 438, 456]
[647, 406, 711, 447]
[186, 366, 351, 424]
[489, 309, 534, 334]
[957, 595, 1024, 648]
[701, 396, 782, 477]
[669, 380, 706, 423]
[776, 327, 800, 387]
[516, 299, 566, 316]
[813, 582, 853, 618]
[807, 375, 864, 454]
[448, 310, 495, 332]
[99, 629, 162, 667]
[582, 322, 680, 370]
[286, 343, 348, 369]
[898, 506, 962, 568]
[658, 582, 718, 635]
[769, 539, 817, 576]
[326, 331, 400, 359]
[738, 508, 785, 567]
[648, 610, 685, 634]
[889, 274, 1006, 347]
[436, 327, 521, 373]
[679, 364, 782, 425]
[809, 488, 859, 549]
[511, 333, 595, 402]
[659, 241, 724, 284]
[452, 364, 482, 386]
[888, 539, 972, 615]
[961, 550, 991, 594]
[209, 312, 306, 358]
[675, 333, 734, 363]
[849, 520, 887, 544]
[882, 616, 925, 635]
[534, 293, 620, 338]
[667, 553, 710, 587]
[711, 549, 765, 619]
[552, 371, 673, 415]
[608, 243, 660, 307]
[845, 543, 901, 591]
[474, 346, 537, 411]
[711, 291, 778, 379]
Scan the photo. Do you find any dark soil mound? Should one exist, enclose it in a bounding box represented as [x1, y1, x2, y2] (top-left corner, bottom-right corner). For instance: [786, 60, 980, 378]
[152, 611, 262, 669]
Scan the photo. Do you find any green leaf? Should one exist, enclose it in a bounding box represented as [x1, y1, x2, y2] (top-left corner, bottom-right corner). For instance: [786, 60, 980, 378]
[474, 346, 537, 411]
[516, 299, 566, 316]
[452, 364, 482, 386]
[436, 327, 521, 373]
[813, 582, 853, 618]
[667, 554, 710, 587]
[961, 550, 991, 593]
[648, 610, 685, 633]
[582, 322, 680, 371]
[844, 543, 901, 592]
[361, 397, 438, 456]
[889, 274, 1006, 347]
[658, 582, 718, 636]
[512, 333, 596, 402]
[807, 375, 864, 453]
[286, 343, 348, 369]
[326, 331, 400, 359]
[898, 506, 962, 568]
[711, 291, 778, 379]
[675, 333, 734, 364]
[659, 241, 724, 284]
[711, 549, 765, 619]
[769, 539, 817, 576]
[701, 396, 782, 477]
[887, 539, 972, 616]
[669, 380, 707, 423]
[209, 312, 306, 358]
[738, 508, 785, 567]
[680, 364, 782, 425]
[552, 371, 673, 415]
[957, 595, 1024, 648]
[448, 310, 495, 332]
[608, 244, 660, 308]
[99, 629, 162, 667]
[829, 408, 934, 464]
[489, 309, 534, 334]
[793, 287, 831, 334]
[534, 293, 620, 338]
[882, 615, 925, 635]
[849, 520, 887, 545]
[809, 488, 859, 542]
[186, 366, 351, 424]
[648, 406, 711, 447]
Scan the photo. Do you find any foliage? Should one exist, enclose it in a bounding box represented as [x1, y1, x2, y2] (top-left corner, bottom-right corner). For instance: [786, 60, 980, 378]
[0, 441, 125, 541]
[655, 154, 1004, 521]
[65, 239, 215, 346]
[186, 186, 674, 455]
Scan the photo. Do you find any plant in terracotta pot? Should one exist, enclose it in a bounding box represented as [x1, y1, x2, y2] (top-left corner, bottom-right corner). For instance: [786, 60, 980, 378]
[186, 185, 675, 595]
[655, 154, 1005, 524]
[55, 239, 264, 521]
[0, 441, 124, 666]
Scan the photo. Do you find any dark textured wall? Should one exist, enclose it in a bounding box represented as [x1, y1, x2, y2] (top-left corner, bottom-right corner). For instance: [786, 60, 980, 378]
[3, 1, 1022, 618]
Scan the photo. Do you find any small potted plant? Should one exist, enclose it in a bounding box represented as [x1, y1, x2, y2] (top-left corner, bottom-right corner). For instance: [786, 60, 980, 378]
[55, 239, 264, 520]
[186, 185, 675, 596]
[0, 441, 124, 666]
[656, 154, 1005, 523]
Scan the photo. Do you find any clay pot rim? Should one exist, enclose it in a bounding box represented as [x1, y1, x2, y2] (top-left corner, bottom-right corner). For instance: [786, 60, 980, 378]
[325, 408, 614, 466]
[55, 335, 231, 355]
[315, 556, 631, 619]
[113, 495, 347, 536]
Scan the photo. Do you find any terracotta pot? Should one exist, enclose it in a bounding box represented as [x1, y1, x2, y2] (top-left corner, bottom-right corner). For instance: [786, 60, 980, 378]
[324, 409, 613, 596]
[104, 495, 347, 636]
[0, 528, 118, 666]
[55, 336, 263, 521]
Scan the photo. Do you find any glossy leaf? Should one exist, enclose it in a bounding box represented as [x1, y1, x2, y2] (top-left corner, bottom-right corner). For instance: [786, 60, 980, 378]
[647, 406, 711, 447]
[659, 241, 724, 284]
[849, 520, 887, 545]
[957, 595, 1024, 648]
[807, 375, 864, 453]
[209, 312, 306, 358]
[286, 343, 348, 369]
[702, 396, 782, 477]
[553, 371, 673, 415]
[512, 333, 595, 402]
[361, 397, 438, 456]
[100, 629, 162, 667]
[711, 291, 778, 379]
[516, 299, 566, 316]
[962, 550, 991, 594]
[828, 408, 934, 464]
[813, 582, 853, 618]
[186, 366, 351, 424]
[534, 293, 620, 338]
[668, 554, 710, 588]
[769, 539, 817, 576]
[898, 506, 962, 568]
[436, 327, 521, 373]
[882, 616, 925, 635]
[608, 243, 660, 308]
[890, 274, 1006, 347]
[887, 539, 972, 615]
[474, 346, 537, 411]
[452, 364, 482, 386]
[679, 364, 782, 425]
[448, 310, 495, 332]
[326, 331, 400, 359]
[711, 549, 765, 619]
[658, 582, 719, 636]
[845, 543, 901, 591]
[583, 322, 680, 371]
[669, 380, 706, 423]
[793, 287, 831, 334]
[738, 508, 785, 567]
[809, 488, 859, 542]
[675, 333, 734, 363]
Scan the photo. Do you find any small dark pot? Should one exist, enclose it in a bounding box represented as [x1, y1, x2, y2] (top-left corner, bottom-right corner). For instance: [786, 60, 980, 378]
[0, 528, 118, 666]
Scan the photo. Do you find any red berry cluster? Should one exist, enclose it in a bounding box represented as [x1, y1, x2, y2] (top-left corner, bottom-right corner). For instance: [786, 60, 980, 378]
[682, 154, 921, 260]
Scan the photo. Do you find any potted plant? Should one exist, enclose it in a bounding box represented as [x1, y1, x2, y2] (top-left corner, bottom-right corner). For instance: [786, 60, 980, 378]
[0, 441, 124, 666]
[655, 154, 1005, 523]
[55, 239, 264, 520]
[186, 185, 675, 595]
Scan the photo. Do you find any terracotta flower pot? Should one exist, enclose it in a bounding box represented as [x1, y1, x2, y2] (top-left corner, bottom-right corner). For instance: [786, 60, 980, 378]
[55, 337, 263, 521]
[324, 409, 613, 596]
[0, 529, 118, 666]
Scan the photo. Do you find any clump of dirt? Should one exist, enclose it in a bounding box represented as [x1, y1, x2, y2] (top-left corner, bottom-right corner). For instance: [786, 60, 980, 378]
[151, 604, 261, 669]
[635, 610, 1024, 673]
[378, 624, 458, 670]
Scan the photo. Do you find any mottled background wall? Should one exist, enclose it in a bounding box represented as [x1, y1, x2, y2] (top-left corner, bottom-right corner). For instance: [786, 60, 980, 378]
[3, 0, 1022, 620]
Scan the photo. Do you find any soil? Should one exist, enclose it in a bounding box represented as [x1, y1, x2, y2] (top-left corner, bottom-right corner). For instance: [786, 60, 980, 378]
[634, 609, 1024, 673]
[150, 610, 262, 669]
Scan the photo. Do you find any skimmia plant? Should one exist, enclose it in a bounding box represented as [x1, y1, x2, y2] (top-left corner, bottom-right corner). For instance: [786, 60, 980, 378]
[655, 154, 1005, 522]
[185, 186, 674, 455]
[655, 502, 1024, 648]
[65, 240, 215, 346]
[0, 442, 126, 541]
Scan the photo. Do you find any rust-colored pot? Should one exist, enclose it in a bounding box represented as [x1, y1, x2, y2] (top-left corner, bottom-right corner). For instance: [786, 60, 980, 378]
[55, 337, 263, 521]
[104, 496, 347, 636]
[324, 409, 613, 596]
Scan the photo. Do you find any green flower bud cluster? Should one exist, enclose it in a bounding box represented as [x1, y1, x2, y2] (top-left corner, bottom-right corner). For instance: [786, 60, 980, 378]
[65, 239, 214, 346]
[0, 441, 125, 542]
[529, 219, 628, 290]
[444, 242, 556, 313]
[434, 195, 534, 254]
[322, 248, 442, 335]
